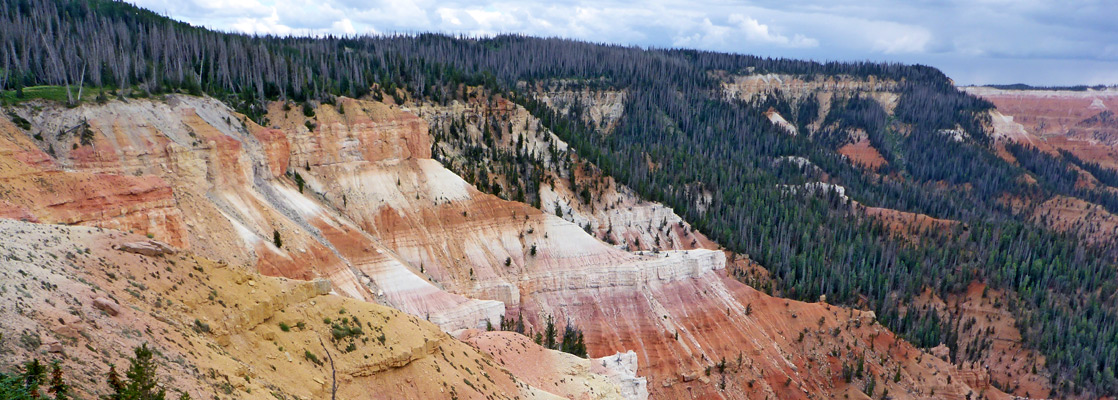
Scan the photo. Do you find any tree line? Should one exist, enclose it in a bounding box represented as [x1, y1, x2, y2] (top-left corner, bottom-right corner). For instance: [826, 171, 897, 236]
[4, 0, 1118, 395]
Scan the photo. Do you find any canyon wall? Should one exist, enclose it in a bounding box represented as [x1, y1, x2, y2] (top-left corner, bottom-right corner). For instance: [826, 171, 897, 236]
[0, 218, 609, 399]
[0, 95, 1002, 399]
[966, 86, 1118, 170]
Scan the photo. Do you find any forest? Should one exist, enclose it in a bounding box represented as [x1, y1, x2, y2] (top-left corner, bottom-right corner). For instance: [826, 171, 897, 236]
[3, 0, 1118, 396]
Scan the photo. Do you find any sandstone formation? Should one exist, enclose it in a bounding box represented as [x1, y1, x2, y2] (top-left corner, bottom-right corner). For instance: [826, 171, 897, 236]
[414, 92, 716, 253]
[966, 86, 1118, 170]
[0, 94, 1004, 399]
[764, 108, 799, 136]
[3, 95, 501, 332]
[114, 239, 177, 256]
[838, 138, 888, 170]
[0, 218, 615, 399]
[530, 82, 627, 135]
[92, 297, 121, 316]
[722, 73, 902, 133]
[460, 329, 641, 400]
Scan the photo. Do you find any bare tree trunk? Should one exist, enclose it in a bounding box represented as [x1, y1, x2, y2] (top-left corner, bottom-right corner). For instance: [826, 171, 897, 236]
[38, 34, 73, 104]
[1, 58, 8, 91]
[197, 53, 205, 84]
[318, 337, 337, 400]
[75, 64, 86, 105]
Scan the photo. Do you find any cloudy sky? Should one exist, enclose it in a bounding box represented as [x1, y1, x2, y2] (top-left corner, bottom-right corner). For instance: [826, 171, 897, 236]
[126, 0, 1118, 86]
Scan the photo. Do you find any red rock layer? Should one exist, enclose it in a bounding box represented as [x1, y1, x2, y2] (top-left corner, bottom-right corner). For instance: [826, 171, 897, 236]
[967, 87, 1118, 170]
[838, 138, 888, 170]
[1, 95, 1008, 399]
[0, 219, 569, 400]
[267, 98, 1002, 399]
[0, 117, 189, 246]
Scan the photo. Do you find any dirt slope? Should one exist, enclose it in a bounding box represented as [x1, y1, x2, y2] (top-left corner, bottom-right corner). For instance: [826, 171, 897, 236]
[0, 218, 606, 399]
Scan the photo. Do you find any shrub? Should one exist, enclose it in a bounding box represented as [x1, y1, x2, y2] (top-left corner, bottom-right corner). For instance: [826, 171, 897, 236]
[18, 331, 41, 351]
[6, 112, 31, 130]
[330, 322, 362, 341]
[292, 172, 305, 193]
[192, 319, 210, 333]
[304, 350, 322, 366]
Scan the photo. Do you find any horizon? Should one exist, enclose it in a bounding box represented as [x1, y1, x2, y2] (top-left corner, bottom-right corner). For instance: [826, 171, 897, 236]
[5, 1, 1118, 399]
[125, 0, 1118, 87]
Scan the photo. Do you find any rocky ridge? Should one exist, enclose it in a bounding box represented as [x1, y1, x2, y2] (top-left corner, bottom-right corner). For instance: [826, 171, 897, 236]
[0, 94, 1004, 399]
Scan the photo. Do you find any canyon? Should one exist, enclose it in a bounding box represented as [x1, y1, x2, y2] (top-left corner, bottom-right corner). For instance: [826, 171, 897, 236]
[0, 93, 1006, 399]
[8, 3, 1118, 394]
[969, 86, 1118, 245]
[966, 86, 1118, 170]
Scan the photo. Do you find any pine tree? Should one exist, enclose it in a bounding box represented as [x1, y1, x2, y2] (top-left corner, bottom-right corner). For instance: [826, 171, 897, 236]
[0, 359, 47, 400]
[105, 364, 124, 400]
[544, 315, 557, 350]
[107, 344, 167, 400]
[48, 361, 70, 400]
[24, 360, 46, 399]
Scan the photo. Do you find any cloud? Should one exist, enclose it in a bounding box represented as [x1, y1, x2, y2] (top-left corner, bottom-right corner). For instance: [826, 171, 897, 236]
[673, 14, 818, 51]
[864, 21, 931, 54]
[123, 0, 1118, 85]
[332, 18, 358, 35]
[728, 14, 818, 48]
[230, 10, 292, 35]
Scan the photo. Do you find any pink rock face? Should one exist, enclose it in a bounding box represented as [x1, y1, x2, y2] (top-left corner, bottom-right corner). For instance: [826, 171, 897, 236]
[114, 239, 177, 256]
[966, 87, 1118, 170]
[838, 138, 887, 170]
[0, 151, 190, 247]
[459, 329, 638, 399]
[250, 127, 291, 178]
[92, 297, 121, 316]
[2, 96, 499, 332]
[0, 200, 39, 222]
[411, 97, 715, 253]
[0, 95, 1003, 399]
[264, 99, 997, 399]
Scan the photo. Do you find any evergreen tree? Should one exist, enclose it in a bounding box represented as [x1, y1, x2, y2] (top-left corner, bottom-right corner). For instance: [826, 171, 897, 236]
[106, 344, 167, 400]
[48, 361, 69, 400]
[544, 315, 557, 350]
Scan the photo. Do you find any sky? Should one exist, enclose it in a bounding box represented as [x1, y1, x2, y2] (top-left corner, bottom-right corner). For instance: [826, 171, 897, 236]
[125, 0, 1118, 86]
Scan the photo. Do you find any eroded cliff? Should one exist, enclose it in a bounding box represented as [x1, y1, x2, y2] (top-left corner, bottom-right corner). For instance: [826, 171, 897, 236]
[0, 218, 606, 399]
[0, 94, 1003, 399]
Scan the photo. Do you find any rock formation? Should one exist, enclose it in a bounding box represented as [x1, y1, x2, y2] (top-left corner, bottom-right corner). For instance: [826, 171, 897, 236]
[0, 94, 1004, 399]
[0, 218, 616, 399]
[966, 86, 1118, 170]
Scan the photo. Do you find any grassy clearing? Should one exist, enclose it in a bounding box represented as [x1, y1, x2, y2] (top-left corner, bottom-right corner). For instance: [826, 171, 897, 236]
[0, 85, 102, 106]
